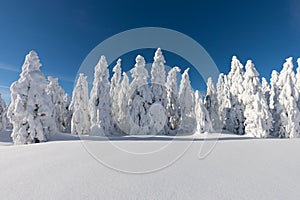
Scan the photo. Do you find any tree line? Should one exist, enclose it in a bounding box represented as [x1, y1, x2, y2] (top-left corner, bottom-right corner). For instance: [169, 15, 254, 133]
[3, 49, 300, 144]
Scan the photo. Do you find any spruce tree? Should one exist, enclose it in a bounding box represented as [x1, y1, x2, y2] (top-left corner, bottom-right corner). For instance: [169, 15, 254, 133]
[7, 51, 56, 144]
[70, 73, 90, 135]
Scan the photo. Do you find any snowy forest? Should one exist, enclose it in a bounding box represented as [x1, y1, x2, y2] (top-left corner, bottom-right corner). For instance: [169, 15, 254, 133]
[1, 49, 300, 144]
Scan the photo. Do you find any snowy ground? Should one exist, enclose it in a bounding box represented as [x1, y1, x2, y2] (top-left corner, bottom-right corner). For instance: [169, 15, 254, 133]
[1, 131, 300, 200]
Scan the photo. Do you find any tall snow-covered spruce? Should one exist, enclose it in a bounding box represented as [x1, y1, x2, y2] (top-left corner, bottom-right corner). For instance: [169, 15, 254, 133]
[117, 72, 131, 134]
[217, 73, 231, 130]
[150, 48, 167, 134]
[242, 60, 272, 138]
[70, 73, 90, 135]
[204, 77, 221, 131]
[277, 58, 300, 138]
[129, 55, 152, 134]
[227, 56, 245, 135]
[178, 68, 196, 134]
[89, 56, 112, 136]
[110, 59, 122, 133]
[269, 70, 282, 136]
[151, 48, 166, 103]
[7, 51, 56, 144]
[165, 66, 181, 134]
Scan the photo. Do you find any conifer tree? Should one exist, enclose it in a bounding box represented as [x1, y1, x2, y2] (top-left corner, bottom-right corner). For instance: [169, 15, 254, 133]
[165, 66, 181, 134]
[7, 51, 56, 144]
[129, 55, 152, 134]
[70, 73, 90, 135]
[204, 77, 221, 130]
[178, 68, 196, 134]
[195, 90, 212, 133]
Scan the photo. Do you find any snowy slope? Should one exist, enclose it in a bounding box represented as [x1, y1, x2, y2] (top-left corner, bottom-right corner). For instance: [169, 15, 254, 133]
[1, 131, 300, 200]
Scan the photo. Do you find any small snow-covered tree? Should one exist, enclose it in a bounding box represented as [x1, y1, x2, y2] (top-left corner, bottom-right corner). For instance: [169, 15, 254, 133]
[244, 92, 272, 138]
[204, 77, 221, 131]
[110, 59, 122, 133]
[62, 93, 72, 133]
[195, 90, 212, 133]
[46, 76, 70, 132]
[89, 56, 112, 135]
[150, 48, 167, 134]
[117, 72, 131, 134]
[0, 94, 7, 131]
[227, 56, 245, 134]
[242, 60, 272, 138]
[129, 55, 152, 134]
[178, 68, 196, 134]
[7, 51, 56, 144]
[70, 73, 90, 135]
[165, 66, 181, 134]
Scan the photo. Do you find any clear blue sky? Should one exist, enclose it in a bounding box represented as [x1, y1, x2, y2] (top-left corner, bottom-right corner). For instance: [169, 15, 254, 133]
[0, 0, 300, 103]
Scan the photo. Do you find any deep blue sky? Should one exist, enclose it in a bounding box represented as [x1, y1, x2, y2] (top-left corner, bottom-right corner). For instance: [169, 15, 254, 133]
[0, 0, 300, 103]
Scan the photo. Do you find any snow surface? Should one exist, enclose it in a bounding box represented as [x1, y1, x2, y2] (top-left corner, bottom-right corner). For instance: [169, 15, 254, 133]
[1, 131, 300, 199]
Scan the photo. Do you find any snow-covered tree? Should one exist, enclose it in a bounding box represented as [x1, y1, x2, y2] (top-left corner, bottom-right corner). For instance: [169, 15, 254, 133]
[0, 94, 7, 131]
[150, 48, 167, 134]
[7, 51, 56, 144]
[204, 77, 221, 131]
[89, 55, 112, 135]
[242, 60, 272, 138]
[46, 76, 70, 132]
[195, 90, 212, 133]
[117, 72, 131, 134]
[216, 73, 231, 130]
[227, 56, 245, 134]
[277, 58, 300, 138]
[110, 59, 122, 133]
[278, 75, 300, 138]
[217, 74, 225, 127]
[165, 66, 181, 134]
[62, 93, 72, 133]
[70, 73, 90, 135]
[270, 58, 300, 138]
[244, 92, 272, 138]
[178, 68, 196, 134]
[129, 55, 152, 134]
[269, 70, 283, 136]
